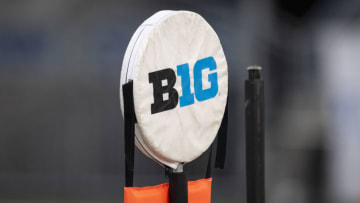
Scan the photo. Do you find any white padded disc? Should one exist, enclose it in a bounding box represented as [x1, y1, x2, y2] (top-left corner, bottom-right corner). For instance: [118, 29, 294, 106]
[120, 10, 228, 168]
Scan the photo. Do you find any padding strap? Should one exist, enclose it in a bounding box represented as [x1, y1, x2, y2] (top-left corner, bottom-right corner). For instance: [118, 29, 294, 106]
[205, 98, 228, 178]
[123, 81, 136, 187]
[205, 145, 213, 179]
[214, 98, 228, 169]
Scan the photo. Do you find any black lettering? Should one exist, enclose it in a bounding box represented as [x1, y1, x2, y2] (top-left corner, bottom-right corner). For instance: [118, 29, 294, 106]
[149, 68, 179, 114]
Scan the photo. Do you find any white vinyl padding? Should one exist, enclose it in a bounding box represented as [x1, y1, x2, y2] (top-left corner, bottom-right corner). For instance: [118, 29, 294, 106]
[120, 10, 228, 169]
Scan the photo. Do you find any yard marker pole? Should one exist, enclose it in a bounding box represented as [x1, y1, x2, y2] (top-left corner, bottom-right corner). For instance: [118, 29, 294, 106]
[245, 65, 265, 203]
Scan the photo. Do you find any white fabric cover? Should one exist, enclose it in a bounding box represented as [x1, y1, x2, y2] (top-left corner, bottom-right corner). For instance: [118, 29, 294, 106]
[120, 10, 228, 168]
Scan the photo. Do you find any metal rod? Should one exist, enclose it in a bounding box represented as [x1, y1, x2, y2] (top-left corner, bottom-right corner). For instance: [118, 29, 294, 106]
[169, 164, 188, 203]
[245, 65, 265, 203]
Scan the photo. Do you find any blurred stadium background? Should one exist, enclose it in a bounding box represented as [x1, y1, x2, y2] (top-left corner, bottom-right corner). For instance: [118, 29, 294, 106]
[1, 0, 360, 202]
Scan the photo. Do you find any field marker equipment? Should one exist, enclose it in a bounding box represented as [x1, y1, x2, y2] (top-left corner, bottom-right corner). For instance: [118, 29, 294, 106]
[120, 10, 228, 203]
[245, 66, 265, 203]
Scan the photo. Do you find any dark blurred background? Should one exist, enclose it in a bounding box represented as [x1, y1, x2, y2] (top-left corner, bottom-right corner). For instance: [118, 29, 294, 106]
[1, 0, 360, 202]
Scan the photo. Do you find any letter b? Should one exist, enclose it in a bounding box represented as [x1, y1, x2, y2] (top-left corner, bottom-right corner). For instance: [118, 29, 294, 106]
[149, 68, 179, 114]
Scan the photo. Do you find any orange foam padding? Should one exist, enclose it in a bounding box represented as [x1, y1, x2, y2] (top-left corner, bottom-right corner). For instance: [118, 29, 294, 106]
[188, 178, 212, 203]
[124, 178, 212, 203]
[124, 183, 169, 203]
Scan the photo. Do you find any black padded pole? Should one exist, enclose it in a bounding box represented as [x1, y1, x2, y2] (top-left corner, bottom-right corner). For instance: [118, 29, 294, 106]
[169, 165, 188, 203]
[245, 65, 265, 203]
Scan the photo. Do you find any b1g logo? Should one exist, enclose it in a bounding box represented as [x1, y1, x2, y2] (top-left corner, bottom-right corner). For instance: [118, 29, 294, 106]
[149, 56, 218, 114]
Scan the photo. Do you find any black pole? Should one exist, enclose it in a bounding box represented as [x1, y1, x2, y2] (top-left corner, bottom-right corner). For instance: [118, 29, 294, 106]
[245, 65, 265, 203]
[169, 164, 188, 203]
